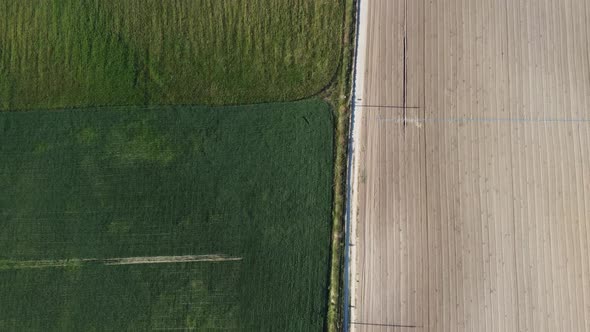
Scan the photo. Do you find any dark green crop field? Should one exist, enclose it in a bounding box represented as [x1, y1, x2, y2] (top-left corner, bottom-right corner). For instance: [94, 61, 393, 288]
[0, 0, 344, 110]
[0, 100, 334, 330]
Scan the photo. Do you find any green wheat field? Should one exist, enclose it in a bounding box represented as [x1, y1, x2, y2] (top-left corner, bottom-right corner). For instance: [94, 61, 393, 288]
[0, 101, 334, 330]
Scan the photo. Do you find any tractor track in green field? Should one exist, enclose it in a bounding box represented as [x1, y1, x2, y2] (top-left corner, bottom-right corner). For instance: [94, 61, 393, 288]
[0, 255, 242, 270]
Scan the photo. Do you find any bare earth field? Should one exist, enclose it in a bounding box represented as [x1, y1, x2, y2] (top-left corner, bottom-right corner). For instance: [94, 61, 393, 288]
[349, 0, 590, 331]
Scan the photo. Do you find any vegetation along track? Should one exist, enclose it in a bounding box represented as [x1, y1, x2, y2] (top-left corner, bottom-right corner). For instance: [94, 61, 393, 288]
[324, 0, 357, 331]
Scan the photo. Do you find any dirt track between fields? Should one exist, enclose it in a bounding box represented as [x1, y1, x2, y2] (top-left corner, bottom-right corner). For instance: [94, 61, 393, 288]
[348, 0, 590, 331]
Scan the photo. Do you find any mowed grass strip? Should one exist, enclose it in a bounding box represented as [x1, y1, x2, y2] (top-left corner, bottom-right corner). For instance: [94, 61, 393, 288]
[0, 100, 333, 331]
[0, 0, 344, 110]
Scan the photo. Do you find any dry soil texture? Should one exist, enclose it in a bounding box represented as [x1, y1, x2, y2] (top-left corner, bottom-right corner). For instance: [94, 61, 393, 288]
[349, 0, 590, 331]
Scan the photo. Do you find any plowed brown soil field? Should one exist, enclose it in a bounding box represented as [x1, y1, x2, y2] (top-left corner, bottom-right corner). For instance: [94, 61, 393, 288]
[349, 0, 590, 331]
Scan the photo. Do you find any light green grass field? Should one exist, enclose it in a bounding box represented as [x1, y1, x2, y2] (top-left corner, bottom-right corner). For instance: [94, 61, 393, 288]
[0, 0, 344, 110]
[0, 100, 334, 331]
